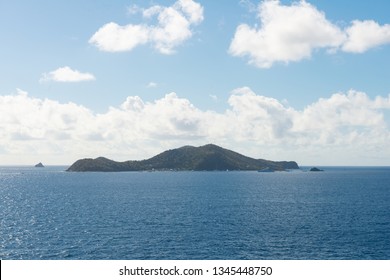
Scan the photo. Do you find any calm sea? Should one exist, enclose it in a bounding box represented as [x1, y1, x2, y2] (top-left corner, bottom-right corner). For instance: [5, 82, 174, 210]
[0, 166, 389, 260]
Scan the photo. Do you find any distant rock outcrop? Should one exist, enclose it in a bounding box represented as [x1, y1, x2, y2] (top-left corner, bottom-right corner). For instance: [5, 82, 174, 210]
[35, 162, 44, 168]
[67, 144, 299, 172]
[310, 167, 323, 172]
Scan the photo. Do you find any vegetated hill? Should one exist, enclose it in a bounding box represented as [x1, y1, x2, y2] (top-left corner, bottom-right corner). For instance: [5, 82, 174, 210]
[66, 144, 299, 172]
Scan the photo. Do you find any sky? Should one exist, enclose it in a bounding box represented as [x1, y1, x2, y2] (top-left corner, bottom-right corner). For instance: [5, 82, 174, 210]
[1, 0, 390, 166]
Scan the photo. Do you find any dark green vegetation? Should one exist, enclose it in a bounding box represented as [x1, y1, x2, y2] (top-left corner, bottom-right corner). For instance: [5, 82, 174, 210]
[66, 144, 299, 172]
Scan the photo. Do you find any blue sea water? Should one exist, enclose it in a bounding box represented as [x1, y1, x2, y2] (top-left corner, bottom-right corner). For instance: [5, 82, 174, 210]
[0, 166, 389, 260]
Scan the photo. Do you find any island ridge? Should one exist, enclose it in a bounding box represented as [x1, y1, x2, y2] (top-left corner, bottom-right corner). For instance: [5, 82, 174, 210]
[67, 144, 299, 172]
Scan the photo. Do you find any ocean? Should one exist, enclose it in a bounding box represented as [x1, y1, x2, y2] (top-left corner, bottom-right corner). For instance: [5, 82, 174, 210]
[0, 166, 389, 260]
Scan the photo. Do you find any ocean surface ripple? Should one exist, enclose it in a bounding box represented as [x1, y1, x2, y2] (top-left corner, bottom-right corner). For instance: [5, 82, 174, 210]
[1, 166, 389, 259]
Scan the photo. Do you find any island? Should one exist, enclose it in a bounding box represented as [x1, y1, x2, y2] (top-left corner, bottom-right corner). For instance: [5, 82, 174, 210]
[67, 144, 299, 172]
[309, 167, 323, 172]
[35, 162, 44, 168]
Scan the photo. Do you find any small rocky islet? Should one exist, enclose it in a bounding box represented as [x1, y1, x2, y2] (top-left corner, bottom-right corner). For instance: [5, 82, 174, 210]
[309, 167, 324, 172]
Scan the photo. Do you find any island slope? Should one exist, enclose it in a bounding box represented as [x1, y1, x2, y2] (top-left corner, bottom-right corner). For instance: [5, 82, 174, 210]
[67, 144, 299, 172]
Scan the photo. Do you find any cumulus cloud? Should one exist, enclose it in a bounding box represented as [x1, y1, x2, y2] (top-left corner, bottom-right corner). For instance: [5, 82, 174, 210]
[40, 66, 96, 82]
[342, 20, 390, 53]
[1, 88, 389, 165]
[229, 0, 390, 68]
[89, 0, 204, 54]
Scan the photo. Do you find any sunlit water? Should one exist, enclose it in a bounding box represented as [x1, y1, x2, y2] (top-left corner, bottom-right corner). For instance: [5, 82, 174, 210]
[1, 166, 389, 259]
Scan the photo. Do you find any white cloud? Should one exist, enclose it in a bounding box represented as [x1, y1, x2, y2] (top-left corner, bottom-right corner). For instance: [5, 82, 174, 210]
[1, 88, 389, 165]
[89, 0, 204, 54]
[229, 0, 345, 68]
[40, 66, 96, 83]
[229, 0, 390, 68]
[209, 94, 218, 101]
[174, 0, 204, 24]
[147, 82, 158, 88]
[342, 20, 390, 53]
[88, 22, 149, 52]
[127, 4, 141, 15]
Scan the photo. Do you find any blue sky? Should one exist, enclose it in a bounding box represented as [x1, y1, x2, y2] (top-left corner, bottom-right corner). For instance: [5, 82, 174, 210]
[1, 0, 390, 165]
